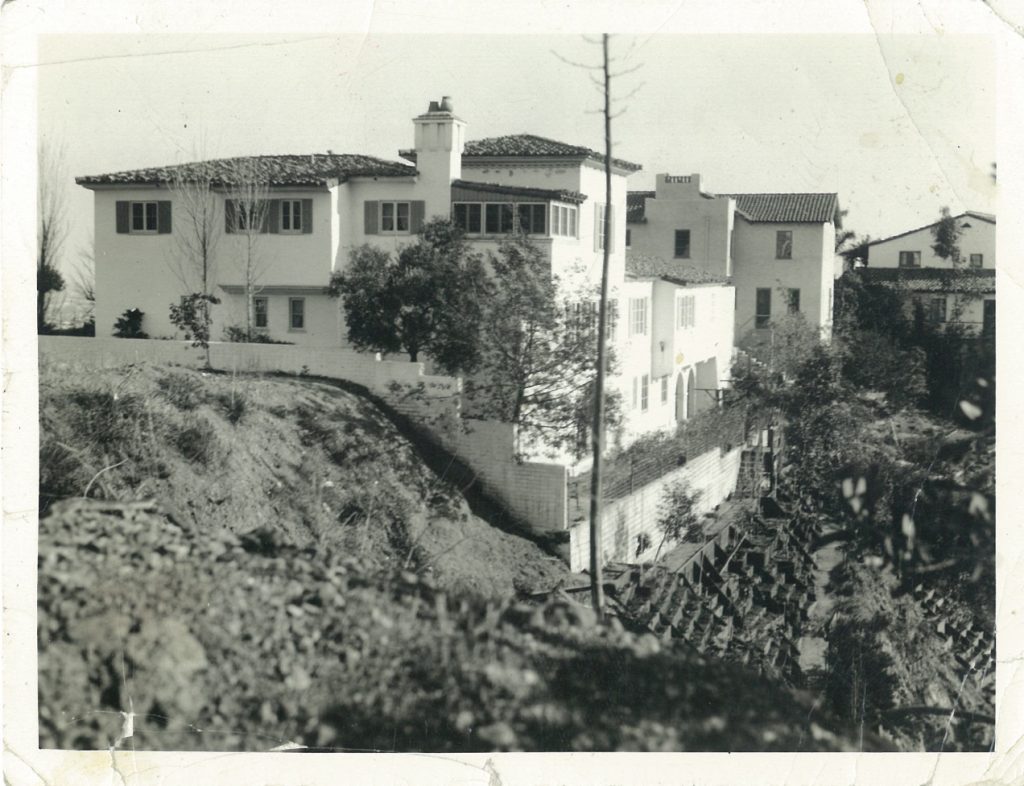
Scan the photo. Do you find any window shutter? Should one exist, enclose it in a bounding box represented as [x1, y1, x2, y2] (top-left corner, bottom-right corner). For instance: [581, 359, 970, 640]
[364, 200, 379, 235]
[302, 199, 313, 234]
[259, 201, 270, 234]
[224, 200, 236, 234]
[157, 201, 172, 234]
[268, 200, 280, 234]
[410, 201, 426, 233]
[115, 201, 129, 234]
[607, 204, 615, 251]
[594, 203, 601, 252]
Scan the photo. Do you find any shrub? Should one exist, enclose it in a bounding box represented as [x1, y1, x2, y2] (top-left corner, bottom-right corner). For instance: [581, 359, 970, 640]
[113, 308, 148, 339]
[657, 480, 702, 544]
[158, 371, 206, 411]
[216, 389, 248, 425]
[223, 325, 292, 345]
[174, 419, 220, 465]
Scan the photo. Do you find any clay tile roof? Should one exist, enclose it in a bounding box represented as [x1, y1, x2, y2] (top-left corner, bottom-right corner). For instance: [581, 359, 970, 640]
[76, 154, 415, 188]
[457, 134, 642, 172]
[625, 253, 728, 286]
[719, 193, 839, 223]
[856, 267, 995, 294]
[866, 211, 997, 247]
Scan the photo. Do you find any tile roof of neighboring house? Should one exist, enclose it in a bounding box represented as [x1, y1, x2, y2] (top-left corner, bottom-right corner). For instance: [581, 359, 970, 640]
[76, 154, 415, 188]
[451, 178, 587, 204]
[866, 211, 997, 248]
[454, 134, 643, 172]
[855, 267, 995, 294]
[625, 253, 729, 286]
[627, 190, 839, 224]
[720, 193, 839, 223]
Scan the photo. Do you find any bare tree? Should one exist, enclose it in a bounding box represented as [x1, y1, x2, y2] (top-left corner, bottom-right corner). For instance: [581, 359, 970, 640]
[38, 141, 69, 333]
[69, 236, 96, 329]
[168, 160, 222, 365]
[224, 159, 271, 340]
[555, 34, 643, 616]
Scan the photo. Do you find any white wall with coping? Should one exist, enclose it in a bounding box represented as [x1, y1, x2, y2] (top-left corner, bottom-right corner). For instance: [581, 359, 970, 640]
[567, 444, 743, 573]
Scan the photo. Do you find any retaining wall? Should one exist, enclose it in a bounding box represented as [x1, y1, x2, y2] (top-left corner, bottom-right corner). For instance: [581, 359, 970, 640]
[567, 445, 743, 572]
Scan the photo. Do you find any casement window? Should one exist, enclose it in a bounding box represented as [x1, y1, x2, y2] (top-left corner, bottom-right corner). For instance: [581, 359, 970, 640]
[928, 296, 947, 323]
[899, 251, 921, 268]
[661, 376, 669, 404]
[628, 297, 648, 337]
[364, 200, 425, 235]
[550, 204, 578, 237]
[288, 298, 305, 331]
[755, 288, 772, 328]
[280, 200, 303, 233]
[775, 230, 793, 259]
[253, 297, 269, 329]
[640, 374, 650, 412]
[452, 203, 483, 234]
[674, 229, 691, 259]
[485, 203, 515, 234]
[381, 201, 411, 234]
[594, 203, 614, 251]
[677, 295, 695, 329]
[517, 203, 547, 235]
[116, 200, 171, 235]
[970, 253, 984, 268]
[787, 288, 801, 314]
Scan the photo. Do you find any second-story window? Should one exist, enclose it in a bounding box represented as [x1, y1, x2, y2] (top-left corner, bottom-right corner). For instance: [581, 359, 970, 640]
[775, 230, 793, 259]
[381, 201, 410, 233]
[131, 202, 158, 233]
[677, 295, 695, 329]
[787, 288, 801, 314]
[485, 203, 514, 234]
[453, 203, 483, 234]
[517, 203, 546, 235]
[899, 250, 921, 268]
[628, 297, 648, 337]
[674, 229, 691, 258]
[281, 200, 303, 233]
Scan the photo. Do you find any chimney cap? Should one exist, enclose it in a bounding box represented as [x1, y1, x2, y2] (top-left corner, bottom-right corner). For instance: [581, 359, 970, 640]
[426, 96, 454, 113]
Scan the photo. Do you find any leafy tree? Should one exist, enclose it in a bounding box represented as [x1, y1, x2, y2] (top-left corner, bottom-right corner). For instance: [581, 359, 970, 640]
[656, 480, 702, 546]
[464, 234, 621, 457]
[930, 206, 963, 264]
[328, 219, 489, 373]
[170, 293, 221, 367]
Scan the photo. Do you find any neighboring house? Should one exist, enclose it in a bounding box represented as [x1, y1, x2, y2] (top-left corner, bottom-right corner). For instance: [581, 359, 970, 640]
[860, 211, 996, 335]
[79, 98, 735, 453]
[626, 173, 838, 343]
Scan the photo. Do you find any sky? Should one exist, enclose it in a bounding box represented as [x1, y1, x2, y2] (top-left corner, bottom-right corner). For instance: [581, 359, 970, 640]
[37, 30, 996, 287]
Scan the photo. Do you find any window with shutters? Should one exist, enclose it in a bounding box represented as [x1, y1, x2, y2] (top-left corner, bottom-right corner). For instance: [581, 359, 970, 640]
[229, 199, 269, 233]
[596, 203, 609, 251]
[381, 201, 411, 234]
[606, 299, 618, 342]
[676, 295, 695, 329]
[130, 202, 158, 234]
[674, 229, 691, 258]
[253, 297, 269, 329]
[288, 298, 305, 331]
[628, 297, 648, 337]
[755, 288, 771, 328]
[775, 230, 793, 259]
[281, 200, 303, 233]
[640, 374, 649, 412]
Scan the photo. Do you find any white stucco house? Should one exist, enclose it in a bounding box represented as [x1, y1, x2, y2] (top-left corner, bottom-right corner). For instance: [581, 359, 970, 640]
[626, 173, 839, 343]
[77, 98, 737, 455]
[859, 211, 996, 335]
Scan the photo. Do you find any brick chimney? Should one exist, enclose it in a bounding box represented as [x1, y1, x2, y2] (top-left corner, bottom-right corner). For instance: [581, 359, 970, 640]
[413, 97, 466, 219]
